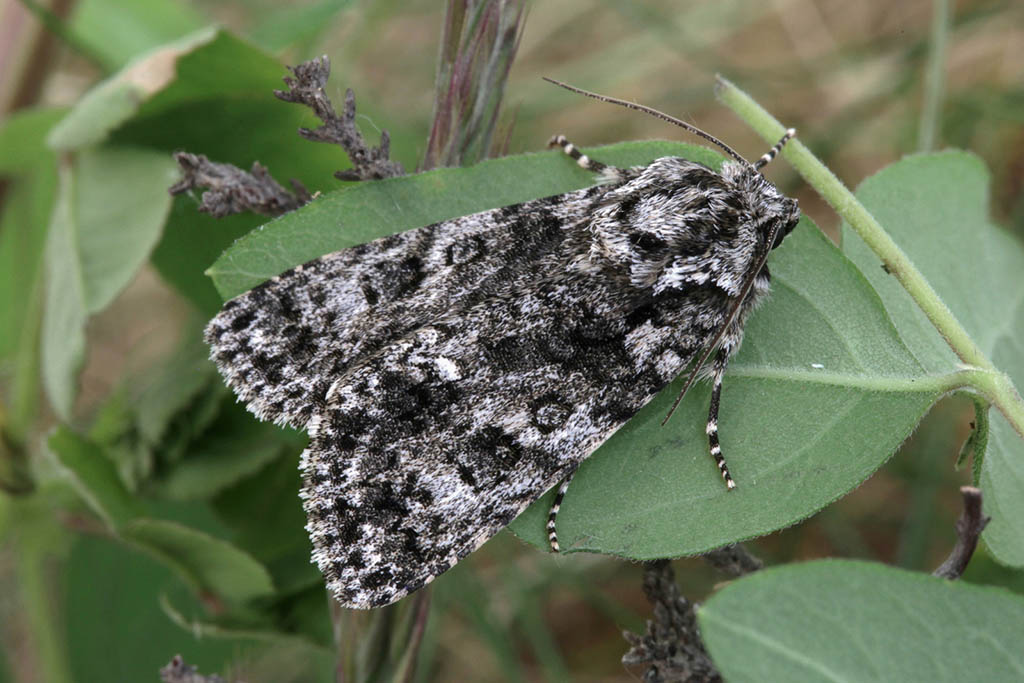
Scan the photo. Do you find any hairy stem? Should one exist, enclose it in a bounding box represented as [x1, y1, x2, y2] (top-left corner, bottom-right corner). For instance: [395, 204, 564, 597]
[714, 77, 1024, 441]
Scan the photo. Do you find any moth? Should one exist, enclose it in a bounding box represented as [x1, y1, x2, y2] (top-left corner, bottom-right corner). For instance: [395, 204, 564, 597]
[205, 81, 800, 609]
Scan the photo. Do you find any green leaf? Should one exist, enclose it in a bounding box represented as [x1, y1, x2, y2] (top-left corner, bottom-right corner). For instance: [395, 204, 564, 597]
[40, 147, 178, 419]
[47, 28, 220, 151]
[72, 148, 180, 310]
[68, 0, 207, 71]
[207, 141, 947, 561]
[841, 151, 1024, 566]
[49, 426, 144, 529]
[120, 517, 275, 604]
[40, 163, 86, 420]
[698, 560, 1024, 682]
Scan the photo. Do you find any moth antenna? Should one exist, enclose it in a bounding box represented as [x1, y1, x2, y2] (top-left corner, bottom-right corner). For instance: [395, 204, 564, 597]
[661, 219, 785, 425]
[542, 77, 750, 166]
[754, 128, 796, 170]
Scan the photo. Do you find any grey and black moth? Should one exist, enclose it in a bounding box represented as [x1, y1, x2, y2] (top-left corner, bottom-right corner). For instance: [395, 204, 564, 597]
[205, 81, 800, 609]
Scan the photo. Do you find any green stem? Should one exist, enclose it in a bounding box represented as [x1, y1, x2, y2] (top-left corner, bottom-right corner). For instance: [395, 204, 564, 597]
[714, 76, 1024, 441]
[918, 0, 950, 152]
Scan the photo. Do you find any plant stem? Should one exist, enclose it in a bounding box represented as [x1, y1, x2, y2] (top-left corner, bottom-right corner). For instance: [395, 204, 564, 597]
[714, 76, 1024, 441]
[918, 0, 950, 152]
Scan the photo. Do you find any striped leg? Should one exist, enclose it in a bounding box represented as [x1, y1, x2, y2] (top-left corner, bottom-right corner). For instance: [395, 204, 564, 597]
[754, 128, 796, 170]
[548, 135, 608, 174]
[547, 465, 579, 552]
[707, 348, 737, 490]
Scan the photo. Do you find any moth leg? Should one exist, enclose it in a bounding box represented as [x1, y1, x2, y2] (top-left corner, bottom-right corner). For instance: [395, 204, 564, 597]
[547, 465, 579, 552]
[548, 135, 609, 174]
[754, 127, 797, 170]
[707, 347, 737, 490]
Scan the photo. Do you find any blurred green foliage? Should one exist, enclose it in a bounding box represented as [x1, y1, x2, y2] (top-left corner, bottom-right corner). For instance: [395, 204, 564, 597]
[1, 1, 1023, 681]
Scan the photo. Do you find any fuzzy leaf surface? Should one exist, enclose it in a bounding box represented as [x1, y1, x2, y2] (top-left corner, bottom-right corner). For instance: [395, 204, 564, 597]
[841, 151, 1024, 566]
[698, 560, 1024, 682]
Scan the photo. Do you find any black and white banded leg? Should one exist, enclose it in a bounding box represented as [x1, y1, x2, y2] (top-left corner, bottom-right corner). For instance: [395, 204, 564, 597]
[707, 347, 737, 490]
[548, 134, 608, 174]
[547, 465, 579, 552]
[754, 128, 796, 170]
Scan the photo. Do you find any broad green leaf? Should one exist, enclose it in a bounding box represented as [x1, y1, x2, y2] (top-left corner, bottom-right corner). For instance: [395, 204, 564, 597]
[120, 517, 275, 603]
[40, 165, 86, 421]
[72, 148, 179, 310]
[47, 28, 219, 151]
[40, 146, 178, 418]
[698, 560, 1024, 682]
[49, 426, 144, 529]
[69, 0, 207, 71]
[841, 152, 1024, 566]
[207, 142, 945, 560]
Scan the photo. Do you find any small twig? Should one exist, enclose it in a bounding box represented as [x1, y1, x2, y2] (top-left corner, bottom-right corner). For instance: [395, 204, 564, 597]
[702, 543, 763, 578]
[622, 560, 722, 683]
[169, 153, 311, 218]
[933, 486, 990, 579]
[160, 655, 229, 683]
[274, 56, 405, 181]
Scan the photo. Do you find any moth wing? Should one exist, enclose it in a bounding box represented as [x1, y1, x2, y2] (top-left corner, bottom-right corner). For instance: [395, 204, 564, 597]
[205, 190, 600, 429]
[300, 272, 717, 608]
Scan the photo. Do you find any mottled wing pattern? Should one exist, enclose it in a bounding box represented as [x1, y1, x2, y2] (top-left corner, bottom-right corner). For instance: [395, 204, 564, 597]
[300, 267, 735, 608]
[205, 187, 611, 430]
[204, 150, 798, 609]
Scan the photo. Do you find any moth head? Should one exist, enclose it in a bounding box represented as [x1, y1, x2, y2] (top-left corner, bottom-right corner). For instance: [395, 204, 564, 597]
[586, 157, 793, 296]
[722, 162, 800, 253]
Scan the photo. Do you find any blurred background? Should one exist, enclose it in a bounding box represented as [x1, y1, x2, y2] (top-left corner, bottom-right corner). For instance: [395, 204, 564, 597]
[1, 0, 1022, 680]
